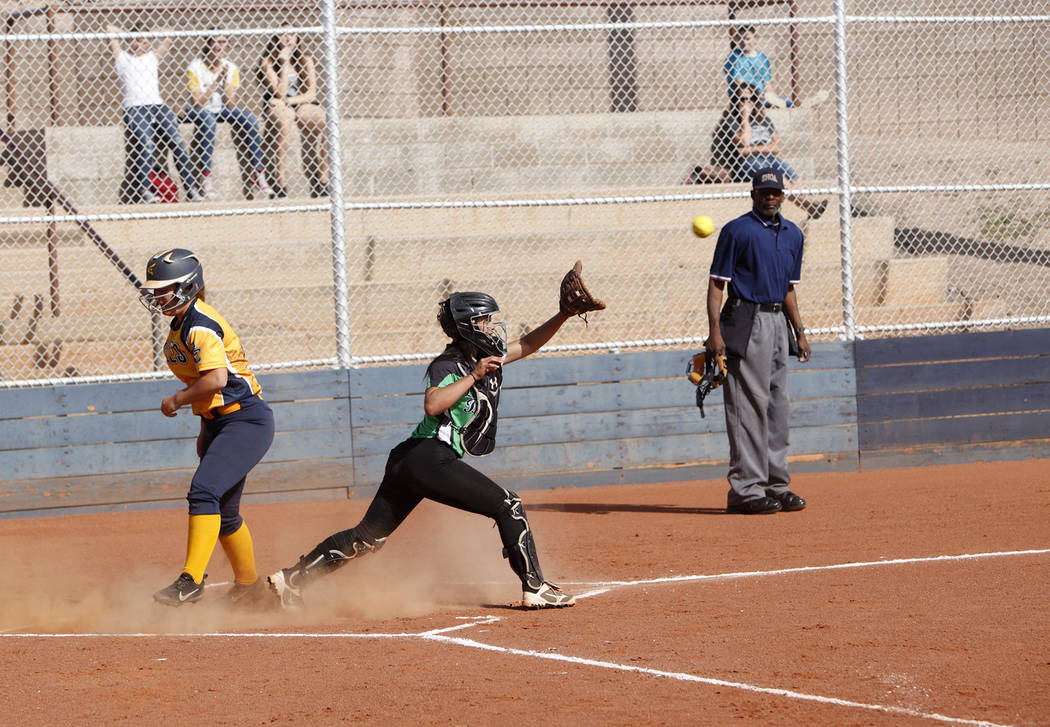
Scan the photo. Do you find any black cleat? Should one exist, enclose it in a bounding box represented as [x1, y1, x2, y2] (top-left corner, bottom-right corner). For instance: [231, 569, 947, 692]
[154, 572, 206, 606]
[225, 579, 276, 610]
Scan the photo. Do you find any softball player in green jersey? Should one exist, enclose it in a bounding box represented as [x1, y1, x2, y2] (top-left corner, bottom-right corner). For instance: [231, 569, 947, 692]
[269, 291, 577, 609]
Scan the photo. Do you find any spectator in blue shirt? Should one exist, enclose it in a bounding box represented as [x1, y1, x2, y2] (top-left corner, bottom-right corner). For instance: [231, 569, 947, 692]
[705, 167, 811, 515]
[724, 25, 828, 110]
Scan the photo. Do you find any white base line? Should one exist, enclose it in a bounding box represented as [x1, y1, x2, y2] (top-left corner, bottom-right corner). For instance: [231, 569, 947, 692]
[569, 547, 1050, 593]
[5, 549, 1043, 727]
[4, 621, 1009, 726]
[422, 632, 1010, 727]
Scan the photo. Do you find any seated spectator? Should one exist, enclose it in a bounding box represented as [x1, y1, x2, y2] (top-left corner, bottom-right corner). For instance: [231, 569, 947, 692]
[724, 25, 828, 110]
[106, 22, 200, 203]
[185, 32, 274, 200]
[258, 25, 330, 198]
[688, 83, 828, 219]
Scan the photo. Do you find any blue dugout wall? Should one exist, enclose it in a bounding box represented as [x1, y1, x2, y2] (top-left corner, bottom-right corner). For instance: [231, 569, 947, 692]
[2, 328, 1048, 518]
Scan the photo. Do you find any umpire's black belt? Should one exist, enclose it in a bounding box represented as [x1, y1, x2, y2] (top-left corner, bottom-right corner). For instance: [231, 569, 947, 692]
[729, 297, 782, 313]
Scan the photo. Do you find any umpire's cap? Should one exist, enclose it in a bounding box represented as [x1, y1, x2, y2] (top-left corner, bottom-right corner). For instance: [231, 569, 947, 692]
[751, 167, 785, 191]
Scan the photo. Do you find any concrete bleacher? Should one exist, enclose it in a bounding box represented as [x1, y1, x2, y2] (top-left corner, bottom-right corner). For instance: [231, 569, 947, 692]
[41, 109, 818, 204]
[0, 107, 987, 378]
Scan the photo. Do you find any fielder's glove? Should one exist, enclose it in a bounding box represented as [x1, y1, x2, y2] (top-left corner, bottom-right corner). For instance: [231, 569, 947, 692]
[687, 351, 727, 418]
[559, 260, 606, 322]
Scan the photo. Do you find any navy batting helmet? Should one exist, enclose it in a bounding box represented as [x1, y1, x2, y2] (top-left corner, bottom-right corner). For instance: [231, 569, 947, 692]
[139, 248, 205, 315]
[438, 291, 508, 358]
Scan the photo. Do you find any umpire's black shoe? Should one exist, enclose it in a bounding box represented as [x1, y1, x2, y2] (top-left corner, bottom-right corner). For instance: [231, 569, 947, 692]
[726, 497, 782, 515]
[770, 490, 807, 512]
[154, 572, 206, 606]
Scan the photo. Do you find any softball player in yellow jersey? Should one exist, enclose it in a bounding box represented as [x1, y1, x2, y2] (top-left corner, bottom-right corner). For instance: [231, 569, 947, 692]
[138, 248, 275, 607]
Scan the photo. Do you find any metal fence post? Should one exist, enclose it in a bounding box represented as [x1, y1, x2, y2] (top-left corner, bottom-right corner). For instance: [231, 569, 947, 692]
[832, 0, 856, 341]
[321, 0, 351, 368]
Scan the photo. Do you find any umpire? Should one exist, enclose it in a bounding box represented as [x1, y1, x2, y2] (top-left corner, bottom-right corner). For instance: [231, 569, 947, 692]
[705, 167, 811, 514]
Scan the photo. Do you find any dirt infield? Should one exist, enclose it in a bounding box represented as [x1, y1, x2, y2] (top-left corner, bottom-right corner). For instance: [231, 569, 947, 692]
[2, 459, 1048, 726]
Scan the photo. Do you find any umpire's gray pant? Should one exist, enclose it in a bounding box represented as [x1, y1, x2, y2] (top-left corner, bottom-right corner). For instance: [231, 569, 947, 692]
[723, 309, 791, 505]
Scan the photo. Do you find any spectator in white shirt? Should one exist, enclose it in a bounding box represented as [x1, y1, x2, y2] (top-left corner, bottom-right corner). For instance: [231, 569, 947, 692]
[106, 22, 200, 203]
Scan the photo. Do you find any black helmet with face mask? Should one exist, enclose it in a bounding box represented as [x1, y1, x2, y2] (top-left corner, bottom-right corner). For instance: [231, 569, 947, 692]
[139, 248, 204, 315]
[437, 291, 507, 359]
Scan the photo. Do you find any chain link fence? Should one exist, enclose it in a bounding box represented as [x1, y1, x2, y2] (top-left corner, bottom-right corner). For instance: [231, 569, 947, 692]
[1, 0, 1047, 384]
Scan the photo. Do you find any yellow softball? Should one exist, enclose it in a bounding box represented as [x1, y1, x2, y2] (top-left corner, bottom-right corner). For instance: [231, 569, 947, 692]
[692, 215, 715, 238]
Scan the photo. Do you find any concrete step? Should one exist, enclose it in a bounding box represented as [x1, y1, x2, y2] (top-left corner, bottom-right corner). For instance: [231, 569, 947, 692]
[0, 168, 28, 208]
[882, 255, 953, 308]
[7, 263, 706, 359]
[0, 236, 337, 297]
[963, 297, 1034, 323]
[798, 259, 890, 310]
[89, 202, 330, 249]
[802, 215, 896, 267]
[42, 110, 823, 204]
[855, 302, 967, 330]
[0, 206, 741, 300]
[0, 338, 154, 380]
[345, 184, 809, 238]
[358, 226, 708, 284]
[1, 183, 852, 291]
[0, 246, 148, 298]
[27, 283, 338, 344]
[0, 224, 85, 249]
[799, 301, 968, 333]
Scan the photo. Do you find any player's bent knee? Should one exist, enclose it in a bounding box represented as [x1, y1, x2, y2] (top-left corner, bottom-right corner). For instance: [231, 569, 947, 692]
[219, 514, 243, 536]
[186, 491, 221, 515]
[495, 490, 526, 522]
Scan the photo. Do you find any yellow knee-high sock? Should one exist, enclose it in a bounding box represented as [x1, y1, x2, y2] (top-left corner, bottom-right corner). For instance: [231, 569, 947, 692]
[219, 521, 258, 586]
[182, 514, 221, 584]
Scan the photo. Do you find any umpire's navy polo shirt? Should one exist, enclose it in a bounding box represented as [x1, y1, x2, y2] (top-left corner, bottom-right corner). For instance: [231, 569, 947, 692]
[709, 210, 804, 304]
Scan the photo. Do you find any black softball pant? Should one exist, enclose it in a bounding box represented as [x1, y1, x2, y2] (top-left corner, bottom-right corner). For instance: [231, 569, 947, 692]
[296, 436, 545, 589]
[187, 395, 275, 535]
[358, 437, 512, 540]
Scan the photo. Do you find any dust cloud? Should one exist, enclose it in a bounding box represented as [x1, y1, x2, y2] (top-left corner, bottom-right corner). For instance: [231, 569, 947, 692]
[0, 499, 521, 634]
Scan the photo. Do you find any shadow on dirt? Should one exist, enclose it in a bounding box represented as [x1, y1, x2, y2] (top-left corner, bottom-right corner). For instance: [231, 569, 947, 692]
[529, 503, 727, 515]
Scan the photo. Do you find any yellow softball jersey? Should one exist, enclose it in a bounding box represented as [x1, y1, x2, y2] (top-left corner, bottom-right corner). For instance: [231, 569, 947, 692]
[164, 299, 261, 416]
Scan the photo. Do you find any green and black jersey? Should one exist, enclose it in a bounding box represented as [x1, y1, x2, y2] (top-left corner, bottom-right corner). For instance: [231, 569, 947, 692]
[410, 343, 503, 457]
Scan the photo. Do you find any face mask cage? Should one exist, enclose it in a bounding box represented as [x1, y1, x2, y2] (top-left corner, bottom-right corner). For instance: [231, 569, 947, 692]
[468, 311, 508, 358]
[138, 283, 195, 316]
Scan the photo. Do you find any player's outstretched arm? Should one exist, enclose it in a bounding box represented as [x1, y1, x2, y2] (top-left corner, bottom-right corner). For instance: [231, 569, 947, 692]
[504, 312, 570, 364]
[506, 259, 605, 364]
